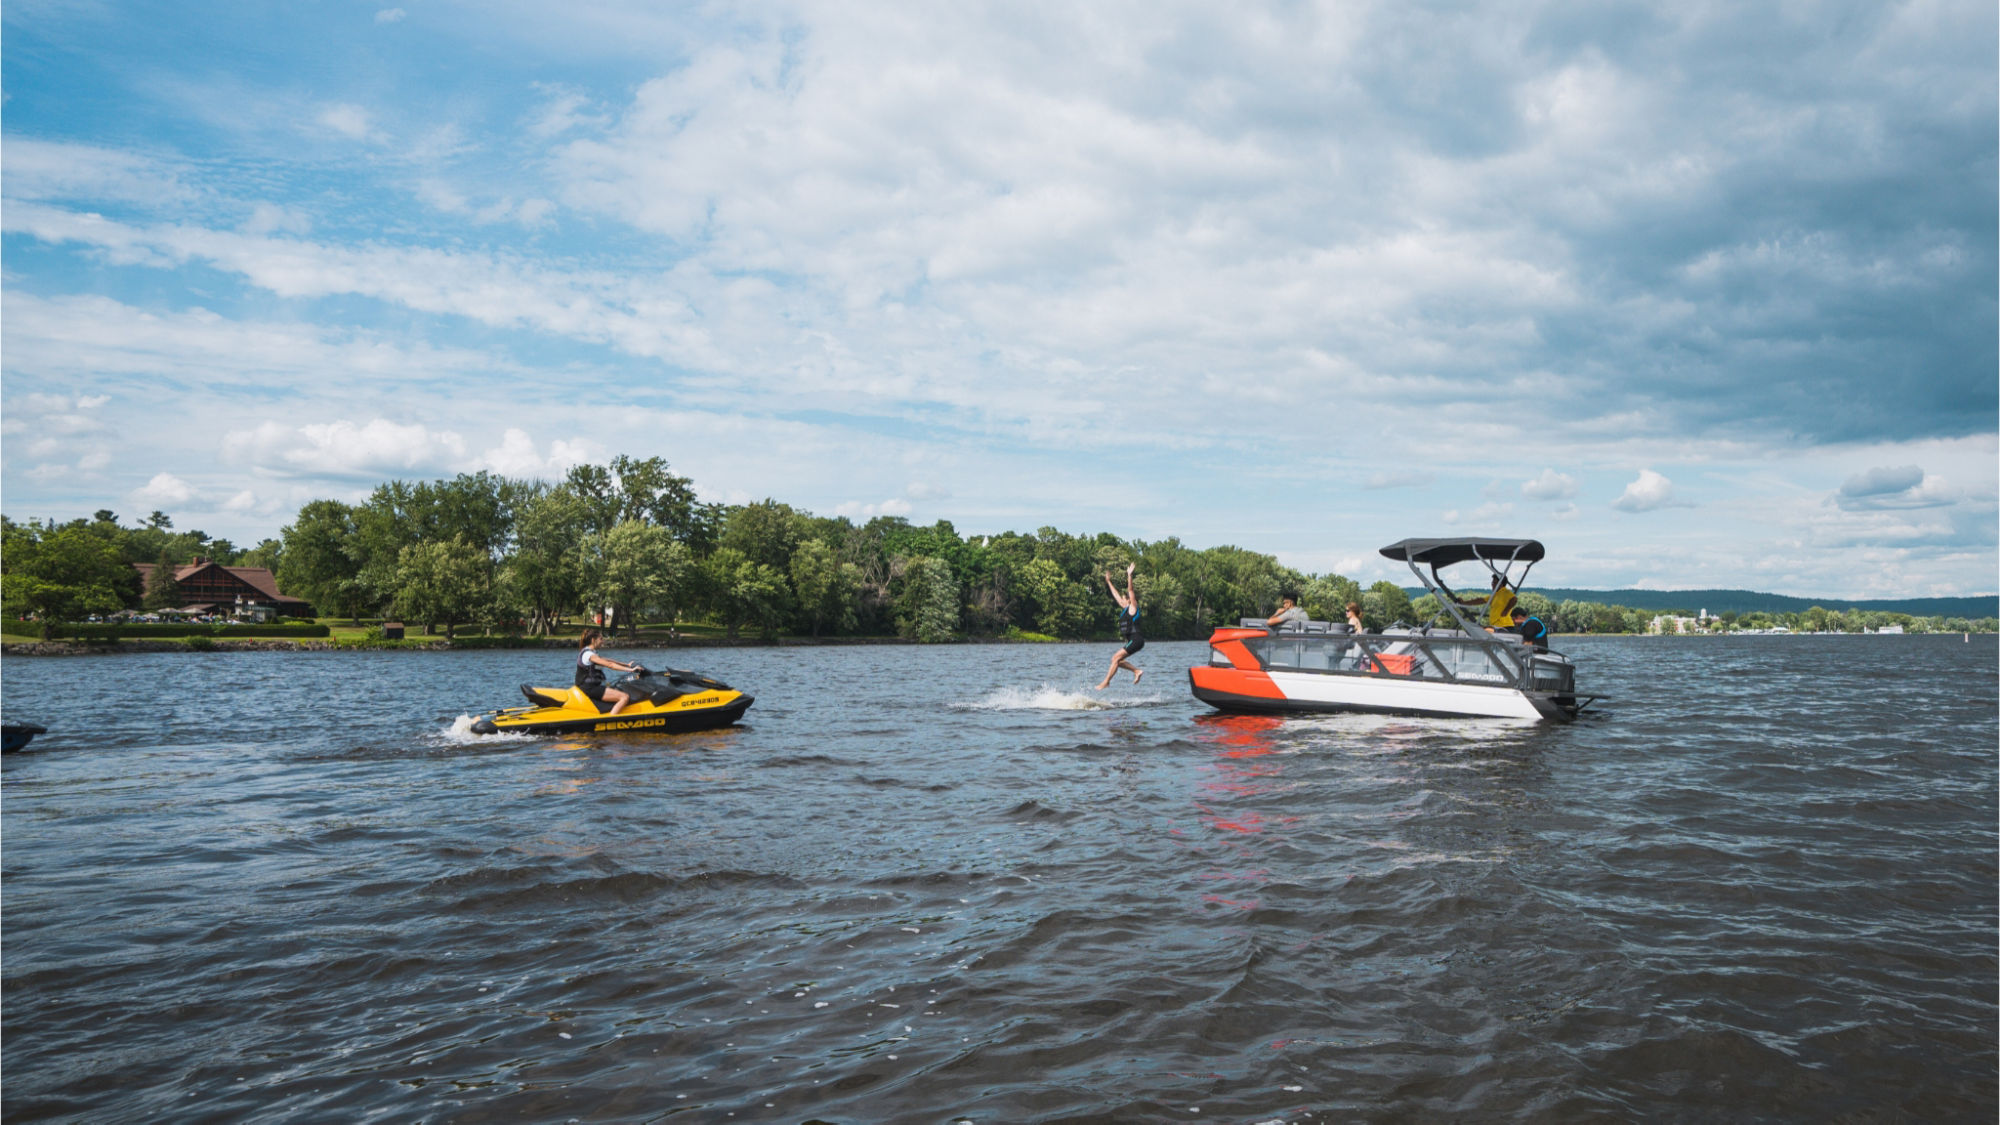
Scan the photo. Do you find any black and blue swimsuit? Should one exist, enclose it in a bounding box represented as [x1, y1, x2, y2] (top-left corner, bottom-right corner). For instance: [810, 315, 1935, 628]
[1118, 606, 1145, 656]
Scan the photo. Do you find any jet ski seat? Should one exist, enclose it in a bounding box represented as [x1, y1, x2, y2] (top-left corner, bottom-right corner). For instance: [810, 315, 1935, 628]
[520, 684, 566, 708]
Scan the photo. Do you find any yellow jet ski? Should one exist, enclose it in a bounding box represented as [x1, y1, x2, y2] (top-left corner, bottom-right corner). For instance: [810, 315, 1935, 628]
[470, 667, 752, 736]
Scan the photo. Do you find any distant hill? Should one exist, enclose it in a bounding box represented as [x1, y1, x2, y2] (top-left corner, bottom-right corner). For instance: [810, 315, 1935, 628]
[1475, 588, 2000, 618]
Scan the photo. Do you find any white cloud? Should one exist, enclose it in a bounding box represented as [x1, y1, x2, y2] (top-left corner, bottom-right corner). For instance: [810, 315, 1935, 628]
[241, 202, 312, 236]
[316, 104, 374, 141]
[0, 139, 194, 206]
[133, 471, 196, 505]
[375, 8, 406, 24]
[1365, 470, 1433, 490]
[223, 418, 469, 476]
[1520, 468, 1578, 501]
[1441, 501, 1514, 526]
[2, 3, 1995, 596]
[1835, 467, 1958, 511]
[834, 497, 913, 518]
[1612, 469, 1689, 513]
[527, 86, 608, 140]
[471, 428, 604, 478]
[1839, 464, 1924, 497]
[0, 290, 519, 393]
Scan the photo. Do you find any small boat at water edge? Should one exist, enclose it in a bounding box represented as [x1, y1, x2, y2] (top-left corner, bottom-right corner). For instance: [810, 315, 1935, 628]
[3, 722, 49, 752]
[1189, 537, 1597, 723]
[470, 668, 752, 736]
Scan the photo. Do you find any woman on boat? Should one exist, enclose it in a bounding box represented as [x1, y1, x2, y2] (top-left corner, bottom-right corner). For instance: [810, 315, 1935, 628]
[1345, 600, 1366, 633]
[1095, 563, 1144, 690]
[576, 629, 644, 715]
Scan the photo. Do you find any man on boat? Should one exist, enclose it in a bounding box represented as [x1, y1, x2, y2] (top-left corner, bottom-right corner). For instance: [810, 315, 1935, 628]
[1266, 592, 1309, 630]
[1460, 573, 1517, 628]
[1508, 606, 1549, 650]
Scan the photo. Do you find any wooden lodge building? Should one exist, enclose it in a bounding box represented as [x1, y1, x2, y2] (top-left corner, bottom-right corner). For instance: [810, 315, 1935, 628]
[132, 558, 315, 620]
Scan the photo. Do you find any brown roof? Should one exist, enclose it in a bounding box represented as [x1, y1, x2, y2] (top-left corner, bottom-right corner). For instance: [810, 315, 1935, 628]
[132, 561, 312, 607]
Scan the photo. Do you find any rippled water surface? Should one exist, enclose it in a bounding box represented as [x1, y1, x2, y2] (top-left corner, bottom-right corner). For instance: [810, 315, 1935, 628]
[4, 636, 1995, 1122]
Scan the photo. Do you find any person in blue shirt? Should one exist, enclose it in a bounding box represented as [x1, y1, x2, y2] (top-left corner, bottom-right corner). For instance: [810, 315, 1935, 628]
[1094, 563, 1145, 690]
[1508, 606, 1549, 651]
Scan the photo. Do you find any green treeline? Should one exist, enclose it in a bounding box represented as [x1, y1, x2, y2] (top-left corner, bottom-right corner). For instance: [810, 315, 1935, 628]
[5, 457, 1996, 641]
[3, 458, 1393, 642]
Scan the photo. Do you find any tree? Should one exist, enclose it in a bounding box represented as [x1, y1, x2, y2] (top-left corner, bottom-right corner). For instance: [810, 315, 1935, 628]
[278, 500, 369, 623]
[790, 537, 859, 637]
[1, 524, 134, 639]
[610, 454, 717, 550]
[1553, 599, 1595, 633]
[143, 550, 184, 611]
[589, 520, 689, 637]
[1015, 557, 1090, 637]
[1516, 591, 1556, 621]
[1361, 580, 1414, 630]
[1302, 574, 1362, 624]
[506, 485, 593, 635]
[236, 538, 284, 571]
[896, 555, 961, 642]
[720, 500, 802, 573]
[392, 535, 486, 639]
[703, 548, 790, 640]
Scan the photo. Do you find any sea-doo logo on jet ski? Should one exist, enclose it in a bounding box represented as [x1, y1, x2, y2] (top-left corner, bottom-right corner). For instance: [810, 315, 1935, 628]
[604, 718, 666, 730]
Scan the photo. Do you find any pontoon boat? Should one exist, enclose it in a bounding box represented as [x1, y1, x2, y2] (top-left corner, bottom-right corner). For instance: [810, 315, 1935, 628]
[1187, 537, 1594, 722]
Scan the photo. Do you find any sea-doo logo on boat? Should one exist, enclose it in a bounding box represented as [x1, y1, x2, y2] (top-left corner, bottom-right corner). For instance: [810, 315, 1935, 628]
[604, 718, 665, 730]
[678, 693, 724, 708]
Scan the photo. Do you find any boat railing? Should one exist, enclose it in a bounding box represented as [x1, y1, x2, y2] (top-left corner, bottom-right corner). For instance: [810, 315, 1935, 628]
[1219, 621, 1571, 693]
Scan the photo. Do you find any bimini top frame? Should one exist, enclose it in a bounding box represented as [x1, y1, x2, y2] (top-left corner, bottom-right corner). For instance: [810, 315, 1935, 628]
[1378, 537, 1544, 635]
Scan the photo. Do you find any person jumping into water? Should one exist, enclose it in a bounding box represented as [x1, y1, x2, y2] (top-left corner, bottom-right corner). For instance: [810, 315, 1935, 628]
[1095, 563, 1144, 690]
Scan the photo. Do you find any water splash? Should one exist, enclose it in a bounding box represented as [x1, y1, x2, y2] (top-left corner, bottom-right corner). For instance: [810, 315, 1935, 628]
[433, 714, 534, 745]
[964, 684, 1167, 711]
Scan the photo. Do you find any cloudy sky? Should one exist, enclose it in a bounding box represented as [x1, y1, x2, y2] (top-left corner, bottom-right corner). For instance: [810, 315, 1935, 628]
[3, 0, 1994, 595]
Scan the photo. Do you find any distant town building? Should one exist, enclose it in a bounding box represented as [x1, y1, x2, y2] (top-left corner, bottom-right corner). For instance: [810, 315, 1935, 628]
[132, 558, 314, 620]
[1649, 614, 1700, 635]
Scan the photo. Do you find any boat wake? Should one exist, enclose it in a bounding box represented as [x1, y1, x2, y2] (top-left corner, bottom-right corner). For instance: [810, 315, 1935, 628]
[965, 684, 1169, 712]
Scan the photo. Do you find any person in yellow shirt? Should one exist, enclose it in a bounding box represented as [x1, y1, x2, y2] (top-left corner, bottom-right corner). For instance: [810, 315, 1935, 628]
[1460, 573, 1518, 628]
[1485, 576, 1517, 628]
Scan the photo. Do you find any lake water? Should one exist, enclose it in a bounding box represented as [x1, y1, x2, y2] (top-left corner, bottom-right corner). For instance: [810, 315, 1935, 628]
[2, 635, 1995, 1123]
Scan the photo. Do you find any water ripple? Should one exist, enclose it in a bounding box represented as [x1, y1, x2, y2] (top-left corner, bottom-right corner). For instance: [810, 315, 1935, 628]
[3, 637, 1994, 1122]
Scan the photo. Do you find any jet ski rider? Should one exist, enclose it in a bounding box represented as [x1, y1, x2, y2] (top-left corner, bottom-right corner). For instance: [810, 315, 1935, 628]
[576, 629, 645, 715]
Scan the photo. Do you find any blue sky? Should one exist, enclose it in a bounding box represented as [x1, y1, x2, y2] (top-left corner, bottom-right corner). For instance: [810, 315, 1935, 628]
[3, 0, 1995, 596]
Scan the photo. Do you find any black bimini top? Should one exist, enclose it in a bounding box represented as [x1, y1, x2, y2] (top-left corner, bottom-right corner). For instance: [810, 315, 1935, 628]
[1378, 538, 1546, 566]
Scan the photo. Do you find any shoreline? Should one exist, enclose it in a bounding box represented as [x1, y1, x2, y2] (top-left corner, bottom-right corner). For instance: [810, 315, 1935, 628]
[6, 631, 1975, 657]
[0, 634, 1087, 656]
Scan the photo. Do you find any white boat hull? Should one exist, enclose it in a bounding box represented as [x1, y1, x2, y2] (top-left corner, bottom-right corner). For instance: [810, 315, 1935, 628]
[1188, 662, 1569, 721]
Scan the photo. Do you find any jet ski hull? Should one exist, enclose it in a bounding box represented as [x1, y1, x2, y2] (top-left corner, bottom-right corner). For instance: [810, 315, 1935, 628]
[470, 672, 753, 736]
